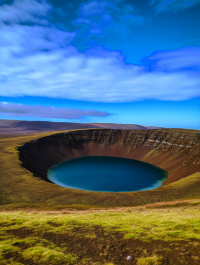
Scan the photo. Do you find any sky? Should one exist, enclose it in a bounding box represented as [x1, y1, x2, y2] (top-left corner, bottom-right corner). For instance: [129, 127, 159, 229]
[0, 0, 200, 129]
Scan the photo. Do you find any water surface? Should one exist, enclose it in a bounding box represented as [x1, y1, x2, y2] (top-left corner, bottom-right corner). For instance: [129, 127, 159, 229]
[48, 156, 168, 192]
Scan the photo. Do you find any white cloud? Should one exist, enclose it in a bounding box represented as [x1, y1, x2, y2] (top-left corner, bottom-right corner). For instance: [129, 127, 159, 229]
[0, 24, 75, 58]
[0, 0, 199, 103]
[0, 43, 200, 102]
[0, 0, 52, 25]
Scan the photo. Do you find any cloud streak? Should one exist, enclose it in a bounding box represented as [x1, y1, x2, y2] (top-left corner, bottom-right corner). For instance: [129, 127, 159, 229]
[142, 46, 200, 71]
[152, 0, 200, 13]
[0, 102, 111, 119]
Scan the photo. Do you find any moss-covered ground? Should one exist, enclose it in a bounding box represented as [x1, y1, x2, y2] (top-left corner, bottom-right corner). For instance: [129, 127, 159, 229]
[0, 204, 200, 264]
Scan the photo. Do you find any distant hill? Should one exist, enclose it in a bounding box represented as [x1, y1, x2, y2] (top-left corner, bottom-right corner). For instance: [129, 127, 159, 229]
[145, 126, 164, 129]
[88, 123, 147, 130]
[0, 119, 163, 136]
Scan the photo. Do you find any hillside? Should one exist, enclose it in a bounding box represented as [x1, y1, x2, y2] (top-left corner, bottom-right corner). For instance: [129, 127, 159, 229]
[0, 119, 161, 136]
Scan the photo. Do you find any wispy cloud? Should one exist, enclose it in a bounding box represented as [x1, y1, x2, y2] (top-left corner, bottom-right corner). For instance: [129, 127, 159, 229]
[152, 0, 200, 13]
[0, 102, 111, 119]
[161, 38, 200, 50]
[0, 0, 52, 25]
[142, 46, 200, 71]
[73, 0, 144, 36]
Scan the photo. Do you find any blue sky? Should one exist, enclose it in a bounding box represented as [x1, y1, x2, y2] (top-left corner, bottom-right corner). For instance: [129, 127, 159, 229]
[0, 0, 200, 128]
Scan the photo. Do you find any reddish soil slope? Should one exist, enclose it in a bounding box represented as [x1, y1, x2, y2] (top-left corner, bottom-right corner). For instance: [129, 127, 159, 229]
[18, 129, 200, 187]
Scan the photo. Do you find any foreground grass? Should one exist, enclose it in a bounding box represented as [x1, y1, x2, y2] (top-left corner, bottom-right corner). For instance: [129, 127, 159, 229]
[0, 237, 76, 264]
[23, 246, 76, 264]
[0, 205, 200, 264]
[1, 206, 200, 241]
[137, 255, 163, 265]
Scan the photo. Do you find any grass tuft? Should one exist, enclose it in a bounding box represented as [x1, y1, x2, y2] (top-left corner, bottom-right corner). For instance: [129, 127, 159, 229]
[0, 239, 21, 259]
[23, 246, 76, 264]
[138, 255, 163, 265]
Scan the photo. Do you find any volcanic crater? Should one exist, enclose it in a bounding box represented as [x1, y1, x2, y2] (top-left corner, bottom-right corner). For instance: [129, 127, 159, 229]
[15, 128, 200, 206]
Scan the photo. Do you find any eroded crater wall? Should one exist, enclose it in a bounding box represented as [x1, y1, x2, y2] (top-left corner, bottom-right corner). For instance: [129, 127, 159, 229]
[18, 128, 200, 186]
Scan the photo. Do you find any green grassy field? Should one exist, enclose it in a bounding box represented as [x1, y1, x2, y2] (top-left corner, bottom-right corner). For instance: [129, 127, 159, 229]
[1, 204, 200, 264]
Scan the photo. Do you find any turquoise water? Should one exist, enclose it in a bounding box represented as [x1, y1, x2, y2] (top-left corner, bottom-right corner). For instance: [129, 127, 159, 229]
[48, 156, 168, 192]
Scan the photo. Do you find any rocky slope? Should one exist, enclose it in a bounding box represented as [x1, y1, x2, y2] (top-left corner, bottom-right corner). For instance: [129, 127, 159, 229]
[18, 128, 200, 186]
